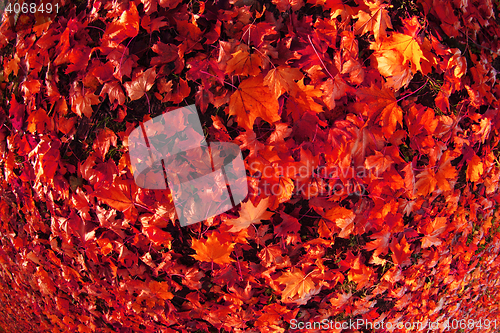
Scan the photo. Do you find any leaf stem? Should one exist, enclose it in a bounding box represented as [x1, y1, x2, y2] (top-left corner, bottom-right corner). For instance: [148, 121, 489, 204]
[200, 70, 238, 90]
[251, 46, 276, 69]
[235, 253, 243, 281]
[85, 25, 105, 33]
[119, 37, 135, 80]
[298, 207, 313, 221]
[307, 35, 335, 80]
[145, 91, 151, 115]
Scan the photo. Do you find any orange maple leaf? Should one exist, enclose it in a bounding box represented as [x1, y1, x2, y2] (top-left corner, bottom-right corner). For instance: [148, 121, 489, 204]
[415, 168, 437, 197]
[330, 291, 352, 309]
[435, 150, 458, 191]
[3, 53, 20, 77]
[276, 268, 320, 304]
[102, 2, 140, 47]
[325, 205, 355, 238]
[149, 281, 174, 300]
[225, 198, 274, 232]
[27, 108, 51, 134]
[286, 78, 324, 122]
[421, 217, 447, 248]
[71, 91, 99, 118]
[390, 235, 411, 267]
[356, 85, 403, 137]
[364, 150, 394, 175]
[263, 66, 303, 99]
[347, 261, 374, 289]
[101, 81, 126, 105]
[226, 46, 262, 76]
[96, 237, 114, 256]
[372, 49, 413, 90]
[142, 225, 172, 248]
[402, 163, 416, 199]
[320, 75, 354, 109]
[191, 233, 235, 265]
[365, 230, 391, 257]
[229, 75, 280, 130]
[93, 180, 138, 220]
[354, 0, 393, 42]
[373, 32, 427, 73]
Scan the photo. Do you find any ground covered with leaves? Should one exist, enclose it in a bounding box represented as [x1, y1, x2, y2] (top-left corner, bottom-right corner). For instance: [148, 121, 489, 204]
[1, 0, 500, 331]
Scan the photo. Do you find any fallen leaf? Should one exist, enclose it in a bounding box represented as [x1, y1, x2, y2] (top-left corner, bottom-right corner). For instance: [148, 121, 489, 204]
[93, 128, 117, 160]
[466, 154, 484, 183]
[264, 66, 303, 98]
[191, 233, 235, 265]
[226, 47, 262, 76]
[225, 198, 274, 232]
[229, 75, 280, 130]
[354, 0, 393, 42]
[149, 281, 174, 300]
[276, 268, 320, 304]
[374, 32, 427, 72]
[124, 67, 157, 101]
[72, 92, 99, 118]
[356, 85, 403, 137]
[372, 49, 413, 90]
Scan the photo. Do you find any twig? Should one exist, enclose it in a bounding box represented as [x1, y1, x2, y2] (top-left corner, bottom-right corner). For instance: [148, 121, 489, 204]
[307, 35, 335, 80]
[119, 37, 135, 80]
[200, 70, 238, 90]
[396, 79, 428, 103]
[251, 46, 276, 70]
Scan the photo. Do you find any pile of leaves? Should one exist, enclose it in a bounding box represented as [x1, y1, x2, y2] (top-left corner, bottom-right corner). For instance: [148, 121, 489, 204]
[1, 0, 500, 331]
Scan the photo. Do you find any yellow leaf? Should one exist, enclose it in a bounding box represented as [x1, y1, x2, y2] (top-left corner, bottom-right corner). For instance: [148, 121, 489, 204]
[276, 268, 320, 304]
[373, 33, 427, 73]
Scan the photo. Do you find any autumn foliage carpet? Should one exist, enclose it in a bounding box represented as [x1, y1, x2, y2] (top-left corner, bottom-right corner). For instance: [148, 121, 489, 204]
[1, 0, 500, 332]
